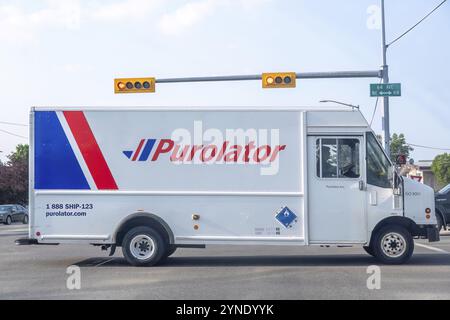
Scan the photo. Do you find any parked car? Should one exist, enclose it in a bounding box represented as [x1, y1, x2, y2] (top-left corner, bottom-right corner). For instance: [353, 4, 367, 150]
[0, 205, 28, 225]
[435, 184, 450, 231]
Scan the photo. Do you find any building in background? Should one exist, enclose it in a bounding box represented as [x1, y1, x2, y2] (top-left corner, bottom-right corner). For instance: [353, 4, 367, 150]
[403, 160, 439, 191]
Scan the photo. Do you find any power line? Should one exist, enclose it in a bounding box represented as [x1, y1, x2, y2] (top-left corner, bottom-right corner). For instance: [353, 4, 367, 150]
[407, 143, 450, 151]
[369, 95, 380, 126]
[387, 0, 447, 48]
[0, 128, 27, 139]
[369, 78, 383, 126]
[0, 121, 28, 127]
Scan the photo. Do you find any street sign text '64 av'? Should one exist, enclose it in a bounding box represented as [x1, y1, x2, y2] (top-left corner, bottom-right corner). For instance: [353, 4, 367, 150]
[370, 83, 401, 97]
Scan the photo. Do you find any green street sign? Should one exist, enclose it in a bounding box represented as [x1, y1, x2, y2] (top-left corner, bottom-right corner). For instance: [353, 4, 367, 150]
[370, 83, 401, 97]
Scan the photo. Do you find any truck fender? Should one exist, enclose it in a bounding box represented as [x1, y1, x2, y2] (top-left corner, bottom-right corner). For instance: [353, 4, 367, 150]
[112, 212, 174, 246]
[368, 216, 419, 247]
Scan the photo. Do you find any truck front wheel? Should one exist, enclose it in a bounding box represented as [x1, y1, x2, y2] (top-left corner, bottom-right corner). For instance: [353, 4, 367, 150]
[372, 225, 414, 265]
[122, 226, 166, 266]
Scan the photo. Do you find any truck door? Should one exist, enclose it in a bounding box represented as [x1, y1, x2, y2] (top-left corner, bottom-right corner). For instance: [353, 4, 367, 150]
[307, 136, 367, 243]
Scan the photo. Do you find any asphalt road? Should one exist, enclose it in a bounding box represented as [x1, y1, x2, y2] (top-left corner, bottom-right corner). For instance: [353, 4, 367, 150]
[0, 223, 449, 300]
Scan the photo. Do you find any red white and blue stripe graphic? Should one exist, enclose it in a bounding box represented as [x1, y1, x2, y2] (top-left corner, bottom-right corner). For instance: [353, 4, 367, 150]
[123, 139, 156, 161]
[34, 111, 118, 190]
[62, 111, 118, 190]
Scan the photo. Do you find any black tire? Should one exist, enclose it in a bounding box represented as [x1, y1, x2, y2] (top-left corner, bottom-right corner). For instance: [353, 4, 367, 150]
[363, 245, 375, 257]
[163, 245, 177, 260]
[436, 213, 444, 232]
[372, 225, 414, 265]
[122, 226, 166, 266]
[159, 245, 177, 264]
[5, 216, 12, 225]
[22, 214, 29, 224]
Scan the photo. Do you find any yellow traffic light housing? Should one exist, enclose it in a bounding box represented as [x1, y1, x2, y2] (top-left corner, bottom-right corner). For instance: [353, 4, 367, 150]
[262, 72, 296, 89]
[114, 77, 155, 93]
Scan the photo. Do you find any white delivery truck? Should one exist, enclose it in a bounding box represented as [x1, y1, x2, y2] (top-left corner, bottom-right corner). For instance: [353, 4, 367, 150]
[17, 107, 439, 265]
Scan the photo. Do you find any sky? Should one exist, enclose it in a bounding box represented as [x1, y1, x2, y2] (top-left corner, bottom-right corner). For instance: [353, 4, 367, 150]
[0, 0, 449, 162]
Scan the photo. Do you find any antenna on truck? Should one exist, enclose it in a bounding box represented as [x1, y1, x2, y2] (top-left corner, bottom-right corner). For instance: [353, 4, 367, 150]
[319, 100, 360, 110]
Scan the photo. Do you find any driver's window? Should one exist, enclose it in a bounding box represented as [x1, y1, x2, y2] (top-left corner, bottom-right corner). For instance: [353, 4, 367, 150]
[316, 138, 360, 179]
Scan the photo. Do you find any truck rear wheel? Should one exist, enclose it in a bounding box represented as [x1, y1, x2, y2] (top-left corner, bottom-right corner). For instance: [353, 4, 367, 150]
[165, 245, 177, 258]
[372, 225, 414, 265]
[363, 245, 375, 257]
[122, 226, 166, 266]
[160, 245, 177, 262]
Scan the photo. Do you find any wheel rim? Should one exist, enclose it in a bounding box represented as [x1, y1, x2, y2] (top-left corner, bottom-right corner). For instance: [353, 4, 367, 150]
[24, 216, 28, 223]
[130, 235, 156, 260]
[381, 232, 407, 258]
[7, 216, 11, 224]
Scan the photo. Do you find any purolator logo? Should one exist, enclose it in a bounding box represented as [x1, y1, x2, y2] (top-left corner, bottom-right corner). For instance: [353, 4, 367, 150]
[123, 121, 286, 175]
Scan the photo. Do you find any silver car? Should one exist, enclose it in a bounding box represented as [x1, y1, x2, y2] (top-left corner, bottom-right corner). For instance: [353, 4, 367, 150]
[0, 205, 28, 225]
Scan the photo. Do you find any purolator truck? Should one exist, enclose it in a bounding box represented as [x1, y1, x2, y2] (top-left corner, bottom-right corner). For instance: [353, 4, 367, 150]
[17, 107, 440, 265]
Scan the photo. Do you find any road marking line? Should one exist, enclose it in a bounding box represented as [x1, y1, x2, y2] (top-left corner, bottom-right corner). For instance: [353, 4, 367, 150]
[416, 243, 450, 254]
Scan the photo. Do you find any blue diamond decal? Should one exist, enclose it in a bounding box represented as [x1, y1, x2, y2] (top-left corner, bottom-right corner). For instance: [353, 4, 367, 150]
[275, 206, 298, 228]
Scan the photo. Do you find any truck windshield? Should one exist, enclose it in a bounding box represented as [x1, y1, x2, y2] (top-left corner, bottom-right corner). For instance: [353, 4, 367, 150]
[366, 132, 392, 188]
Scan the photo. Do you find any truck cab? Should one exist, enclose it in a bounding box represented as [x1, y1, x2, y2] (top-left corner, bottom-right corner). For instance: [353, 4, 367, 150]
[306, 111, 439, 264]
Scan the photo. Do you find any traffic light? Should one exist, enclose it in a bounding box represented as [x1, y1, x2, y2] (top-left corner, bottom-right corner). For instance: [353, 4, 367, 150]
[396, 154, 407, 165]
[262, 72, 296, 89]
[114, 77, 155, 94]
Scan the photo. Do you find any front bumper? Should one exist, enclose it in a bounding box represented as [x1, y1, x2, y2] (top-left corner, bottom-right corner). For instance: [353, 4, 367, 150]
[427, 226, 440, 242]
[415, 224, 440, 242]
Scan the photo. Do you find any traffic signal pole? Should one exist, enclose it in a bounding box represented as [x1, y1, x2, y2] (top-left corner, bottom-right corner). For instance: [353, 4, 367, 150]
[155, 70, 382, 84]
[155, 1, 391, 155]
[118, 4, 393, 152]
[380, 0, 391, 158]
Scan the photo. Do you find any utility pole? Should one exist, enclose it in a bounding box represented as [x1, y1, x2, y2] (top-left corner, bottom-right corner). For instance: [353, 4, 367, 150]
[381, 0, 390, 158]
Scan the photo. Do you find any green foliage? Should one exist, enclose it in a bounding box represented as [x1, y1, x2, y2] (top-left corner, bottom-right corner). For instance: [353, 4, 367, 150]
[431, 153, 450, 187]
[0, 144, 29, 205]
[390, 133, 413, 163]
[7, 144, 28, 164]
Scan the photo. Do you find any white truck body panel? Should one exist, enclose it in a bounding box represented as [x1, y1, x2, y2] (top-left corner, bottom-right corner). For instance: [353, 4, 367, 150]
[28, 107, 436, 248]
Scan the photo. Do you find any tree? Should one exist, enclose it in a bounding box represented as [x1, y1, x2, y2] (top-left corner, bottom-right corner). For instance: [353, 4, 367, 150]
[7, 144, 28, 163]
[390, 133, 413, 163]
[0, 144, 29, 205]
[431, 153, 450, 187]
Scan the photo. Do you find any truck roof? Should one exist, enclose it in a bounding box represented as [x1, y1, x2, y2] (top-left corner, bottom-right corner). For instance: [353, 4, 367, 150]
[31, 106, 370, 130]
[32, 106, 359, 112]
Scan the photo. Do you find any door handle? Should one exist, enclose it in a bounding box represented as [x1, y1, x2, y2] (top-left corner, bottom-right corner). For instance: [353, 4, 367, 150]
[359, 180, 365, 191]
